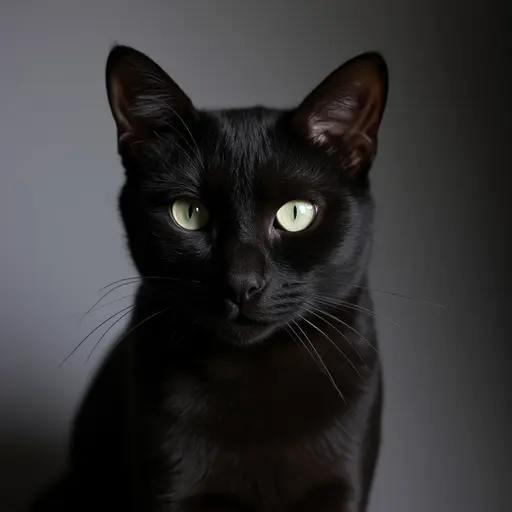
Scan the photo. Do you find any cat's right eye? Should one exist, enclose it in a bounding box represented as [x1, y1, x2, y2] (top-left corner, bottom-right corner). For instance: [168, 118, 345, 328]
[171, 198, 209, 230]
[275, 200, 316, 232]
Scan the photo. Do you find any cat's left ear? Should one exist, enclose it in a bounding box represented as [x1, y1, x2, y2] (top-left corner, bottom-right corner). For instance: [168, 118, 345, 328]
[293, 52, 388, 176]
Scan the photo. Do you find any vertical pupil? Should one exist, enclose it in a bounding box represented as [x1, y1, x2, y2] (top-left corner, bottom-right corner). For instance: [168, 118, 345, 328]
[188, 204, 194, 219]
[293, 205, 297, 220]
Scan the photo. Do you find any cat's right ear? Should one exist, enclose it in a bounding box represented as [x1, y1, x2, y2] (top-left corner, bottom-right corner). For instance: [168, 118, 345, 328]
[293, 52, 388, 177]
[105, 45, 197, 145]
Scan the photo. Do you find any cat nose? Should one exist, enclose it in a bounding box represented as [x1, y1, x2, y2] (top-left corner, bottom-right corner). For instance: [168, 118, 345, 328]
[227, 273, 266, 306]
[224, 242, 266, 309]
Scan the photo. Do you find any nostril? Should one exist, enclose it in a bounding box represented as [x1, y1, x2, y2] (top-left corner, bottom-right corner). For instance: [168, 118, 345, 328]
[245, 281, 264, 300]
[226, 275, 265, 305]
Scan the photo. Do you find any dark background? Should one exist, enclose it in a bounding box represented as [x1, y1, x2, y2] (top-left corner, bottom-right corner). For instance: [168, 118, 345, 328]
[1, 1, 510, 510]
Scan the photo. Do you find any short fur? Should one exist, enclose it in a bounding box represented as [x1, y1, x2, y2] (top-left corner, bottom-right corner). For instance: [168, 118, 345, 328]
[30, 45, 388, 512]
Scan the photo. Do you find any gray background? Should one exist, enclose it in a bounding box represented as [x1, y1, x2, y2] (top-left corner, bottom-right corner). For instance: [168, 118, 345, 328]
[1, 1, 510, 511]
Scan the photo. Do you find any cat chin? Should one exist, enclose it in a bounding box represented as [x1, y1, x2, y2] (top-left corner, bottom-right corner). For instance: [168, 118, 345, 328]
[214, 320, 280, 347]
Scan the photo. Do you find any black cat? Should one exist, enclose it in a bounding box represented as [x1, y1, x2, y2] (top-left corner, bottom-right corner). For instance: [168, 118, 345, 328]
[30, 45, 388, 512]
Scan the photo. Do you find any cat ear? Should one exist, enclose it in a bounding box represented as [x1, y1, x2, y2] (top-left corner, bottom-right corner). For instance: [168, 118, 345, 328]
[105, 45, 197, 144]
[293, 52, 388, 175]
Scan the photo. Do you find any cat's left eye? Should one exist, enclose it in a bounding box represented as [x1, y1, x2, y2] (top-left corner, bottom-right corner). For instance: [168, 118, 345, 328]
[275, 200, 316, 232]
[171, 198, 209, 230]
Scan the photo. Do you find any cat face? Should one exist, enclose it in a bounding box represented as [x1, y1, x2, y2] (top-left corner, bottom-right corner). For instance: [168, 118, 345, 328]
[106, 46, 388, 345]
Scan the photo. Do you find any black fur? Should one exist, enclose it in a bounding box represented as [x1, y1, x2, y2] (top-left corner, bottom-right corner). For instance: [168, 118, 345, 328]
[30, 45, 388, 512]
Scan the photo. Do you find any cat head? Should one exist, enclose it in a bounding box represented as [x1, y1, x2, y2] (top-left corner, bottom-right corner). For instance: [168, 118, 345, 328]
[105, 45, 388, 346]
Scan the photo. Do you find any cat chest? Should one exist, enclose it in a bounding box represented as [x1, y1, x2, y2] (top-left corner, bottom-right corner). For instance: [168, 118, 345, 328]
[162, 359, 356, 445]
[159, 412, 359, 509]
[151, 370, 363, 507]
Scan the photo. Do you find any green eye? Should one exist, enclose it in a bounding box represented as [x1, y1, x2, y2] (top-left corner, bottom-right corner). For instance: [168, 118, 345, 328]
[275, 200, 316, 232]
[171, 198, 209, 230]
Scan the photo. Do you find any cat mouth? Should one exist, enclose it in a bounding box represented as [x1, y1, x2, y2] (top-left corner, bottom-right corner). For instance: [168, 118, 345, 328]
[232, 314, 270, 326]
[206, 301, 298, 345]
[214, 314, 278, 345]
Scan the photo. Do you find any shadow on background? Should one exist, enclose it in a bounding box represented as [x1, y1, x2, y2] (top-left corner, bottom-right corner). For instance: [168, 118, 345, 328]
[0, 430, 64, 511]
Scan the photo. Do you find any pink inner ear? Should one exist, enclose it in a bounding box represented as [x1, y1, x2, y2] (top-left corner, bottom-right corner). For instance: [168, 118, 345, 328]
[308, 117, 375, 169]
[303, 77, 384, 173]
[295, 53, 387, 175]
[306, 98, 357, 144]
[308, 118, 344, 145]
[305, 100, 380, 173]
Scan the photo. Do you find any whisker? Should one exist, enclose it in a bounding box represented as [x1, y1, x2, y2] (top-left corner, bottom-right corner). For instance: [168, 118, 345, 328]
[98, 277, 141, 292]
[313, 295, 408, 333]
[301, 306, 365, 363]
[109, 304, 176, 354]
[293, 319, 346, 404]
[85, 276, 197, 319]
[305, 303, 379, 355]
[98, 275, 200, 292]
[287, 322, 355, 442]
[59, 305, 135, 367]
[80, 294, 136, 322]
[299, 312, 367, 383]
[285, 322, 325, 374]
[289, 279, 443, 307]
[350, 284, 445, 308]
[81, 282, 138, 322]
[85, 308, 134, 364]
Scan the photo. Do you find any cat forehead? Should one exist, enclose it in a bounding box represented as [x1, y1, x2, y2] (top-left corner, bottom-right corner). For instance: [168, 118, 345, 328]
[148, 107, 334, 200]
[206, 111, 310, 202]
[209, 108, 281, 167]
